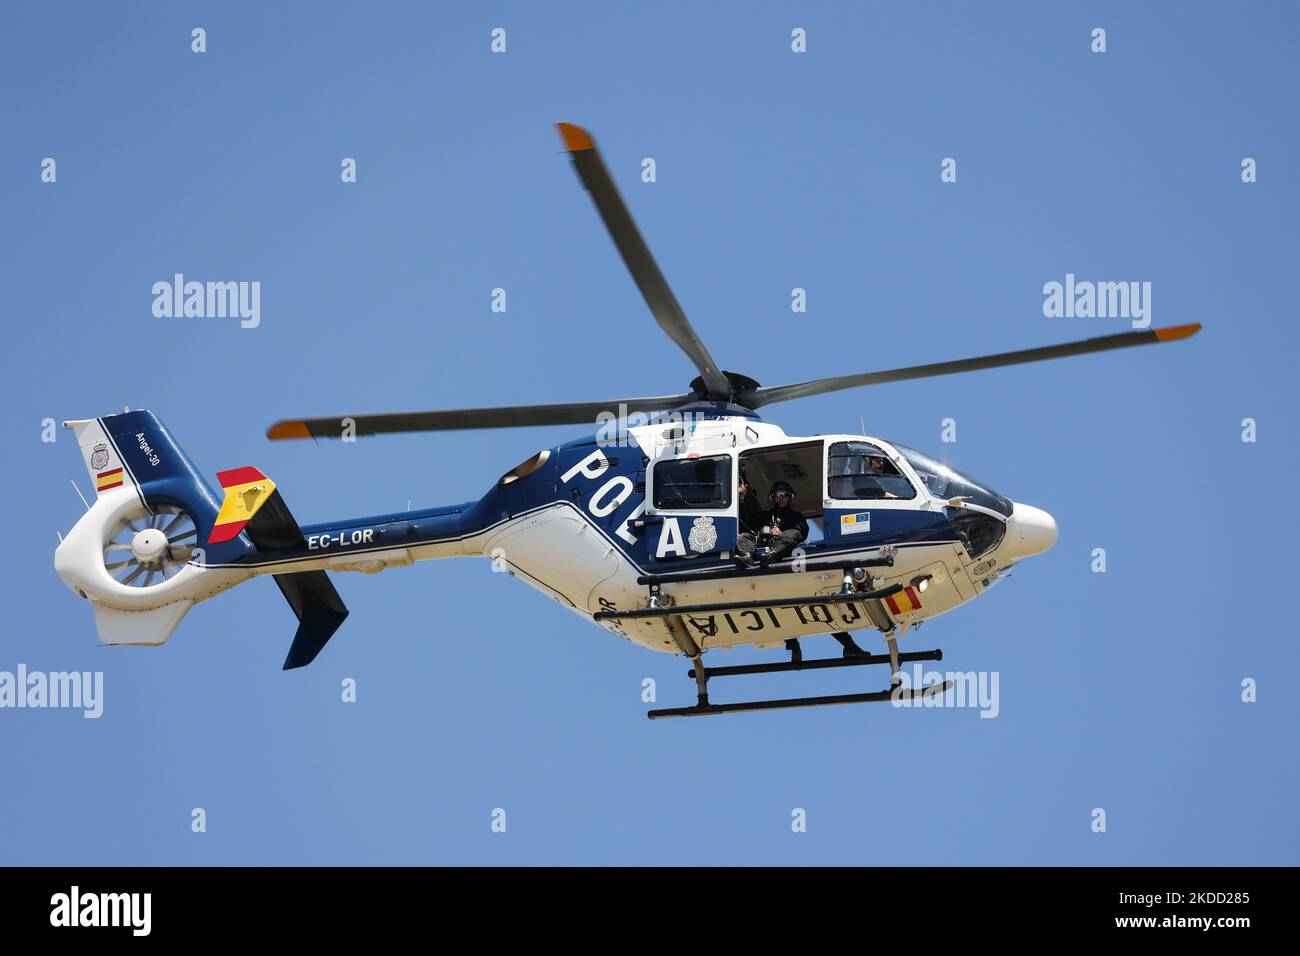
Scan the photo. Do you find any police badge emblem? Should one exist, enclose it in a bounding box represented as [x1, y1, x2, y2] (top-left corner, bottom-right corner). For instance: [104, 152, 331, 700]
[90, 442, 110, 471]
[687, 516, 717, 553]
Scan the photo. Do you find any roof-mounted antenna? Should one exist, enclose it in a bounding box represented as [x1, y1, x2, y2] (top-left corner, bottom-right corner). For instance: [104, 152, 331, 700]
[69, 478, 91, 511]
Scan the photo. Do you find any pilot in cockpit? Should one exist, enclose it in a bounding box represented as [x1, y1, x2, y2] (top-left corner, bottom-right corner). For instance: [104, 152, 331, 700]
[863, 455, 901, 499]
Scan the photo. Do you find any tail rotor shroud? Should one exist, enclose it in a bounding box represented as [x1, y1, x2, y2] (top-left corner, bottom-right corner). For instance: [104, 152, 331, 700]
[102, 503, 198, 588]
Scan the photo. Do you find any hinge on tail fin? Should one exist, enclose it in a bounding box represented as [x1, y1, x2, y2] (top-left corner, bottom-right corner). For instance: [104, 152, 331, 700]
[215, 466, 350, 669]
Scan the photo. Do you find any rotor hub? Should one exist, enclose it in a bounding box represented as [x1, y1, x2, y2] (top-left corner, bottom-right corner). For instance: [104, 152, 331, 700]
[103, 504, 197, 588]
[130, 528, 169, 565]
[688, 370, 762, 405]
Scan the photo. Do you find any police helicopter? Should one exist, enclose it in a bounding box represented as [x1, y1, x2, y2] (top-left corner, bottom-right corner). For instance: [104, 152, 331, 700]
[54, 123, 1200, 718]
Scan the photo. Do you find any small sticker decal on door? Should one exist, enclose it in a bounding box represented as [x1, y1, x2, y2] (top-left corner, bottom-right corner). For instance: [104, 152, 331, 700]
[839, 512, 871, 534]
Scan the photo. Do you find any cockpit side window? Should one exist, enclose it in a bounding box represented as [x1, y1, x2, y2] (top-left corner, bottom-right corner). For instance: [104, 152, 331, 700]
[652, 455, 732, 510]
[827, 442, 916, 501]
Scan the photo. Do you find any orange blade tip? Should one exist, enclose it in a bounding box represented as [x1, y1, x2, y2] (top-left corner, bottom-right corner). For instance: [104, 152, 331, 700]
[266, 421, 311, 440]
[555, 122, 594, 152]
[1154, 323, 1202, 342]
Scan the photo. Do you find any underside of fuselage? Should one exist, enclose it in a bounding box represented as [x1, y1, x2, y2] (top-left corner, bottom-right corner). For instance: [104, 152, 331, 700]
[468, 500, 974, 653]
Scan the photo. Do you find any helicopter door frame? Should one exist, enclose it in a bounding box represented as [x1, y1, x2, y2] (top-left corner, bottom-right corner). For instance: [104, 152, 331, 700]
[822, 437, 925, 547]
[644, 450, 738, 561]
[736, 439, 826, 535]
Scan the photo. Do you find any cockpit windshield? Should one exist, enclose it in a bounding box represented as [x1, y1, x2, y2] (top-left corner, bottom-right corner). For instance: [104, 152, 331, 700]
[889, 443, 1013, 518]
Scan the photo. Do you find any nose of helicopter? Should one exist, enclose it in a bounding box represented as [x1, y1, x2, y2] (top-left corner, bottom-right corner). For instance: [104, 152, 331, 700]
[1007, 503, 1058, 558]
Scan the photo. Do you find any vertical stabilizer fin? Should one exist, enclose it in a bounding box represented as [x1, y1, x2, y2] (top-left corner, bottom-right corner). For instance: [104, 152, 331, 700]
[274, 571, 349, 670]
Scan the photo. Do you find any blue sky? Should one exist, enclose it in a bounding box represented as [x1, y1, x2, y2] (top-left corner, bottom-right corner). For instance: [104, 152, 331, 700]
[2, 1, 1296, 864]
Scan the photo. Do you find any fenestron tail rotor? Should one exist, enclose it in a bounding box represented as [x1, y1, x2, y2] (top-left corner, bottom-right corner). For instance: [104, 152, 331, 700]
[103, 503, 197, 588]
[265, 124, 1202, 442]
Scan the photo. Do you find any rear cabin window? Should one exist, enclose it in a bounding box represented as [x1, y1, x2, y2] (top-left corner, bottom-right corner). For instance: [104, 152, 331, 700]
[827, 442, 916, 500]
[653, 455, 732, 510]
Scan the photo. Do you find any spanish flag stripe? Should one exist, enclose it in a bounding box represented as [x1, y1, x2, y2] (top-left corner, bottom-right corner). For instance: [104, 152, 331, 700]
[213, 479, 277, 526]
[96, 468, 124, 491]
[217, 466, 266, 488]
[885, 586, 924, 616]
[208, 473, 278, 544]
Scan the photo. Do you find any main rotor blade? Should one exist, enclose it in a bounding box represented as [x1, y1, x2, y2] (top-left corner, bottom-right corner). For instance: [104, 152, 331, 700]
[556, 122, 732, 400]
[740, 324, 1202, 408]
[266, 393, 698, 440]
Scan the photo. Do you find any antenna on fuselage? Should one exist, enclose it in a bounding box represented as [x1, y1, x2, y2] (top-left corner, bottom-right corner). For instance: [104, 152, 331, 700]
[69, 478, 91, 511]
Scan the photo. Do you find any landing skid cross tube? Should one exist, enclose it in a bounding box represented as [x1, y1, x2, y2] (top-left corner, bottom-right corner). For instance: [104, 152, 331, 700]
[648, 644, 952, 719]
[687, 648, 943, 679]
[647, 637, 953, 719]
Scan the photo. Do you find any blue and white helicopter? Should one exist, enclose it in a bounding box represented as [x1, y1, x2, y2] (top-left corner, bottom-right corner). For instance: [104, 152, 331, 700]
[54, 123, 1200, 718]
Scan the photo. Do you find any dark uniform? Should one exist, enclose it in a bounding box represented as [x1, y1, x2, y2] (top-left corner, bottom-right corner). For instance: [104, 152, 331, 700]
[762, 501, 809, 564]
[734, 480, 865, 659]
[738, 485, 766, 536]
[735, 481, 807, 567]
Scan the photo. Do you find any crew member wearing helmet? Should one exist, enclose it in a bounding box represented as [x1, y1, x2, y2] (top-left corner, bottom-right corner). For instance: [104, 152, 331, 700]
[734, 480, 809, 568]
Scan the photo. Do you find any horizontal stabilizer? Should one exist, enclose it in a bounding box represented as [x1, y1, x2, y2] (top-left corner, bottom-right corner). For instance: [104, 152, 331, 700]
[274, 571, 349, 669]
[245, 487, 306, 551]
[209, 466, 307, 549]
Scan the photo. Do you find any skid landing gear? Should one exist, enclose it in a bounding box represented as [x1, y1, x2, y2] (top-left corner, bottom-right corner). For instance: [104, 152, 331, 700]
[600, 556, 953, 719]
[647, 641, 952, 719]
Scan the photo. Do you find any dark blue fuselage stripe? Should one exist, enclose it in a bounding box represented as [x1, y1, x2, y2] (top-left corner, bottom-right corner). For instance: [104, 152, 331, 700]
[202, 499, 960, 579]
[99, 417, 151, 515]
